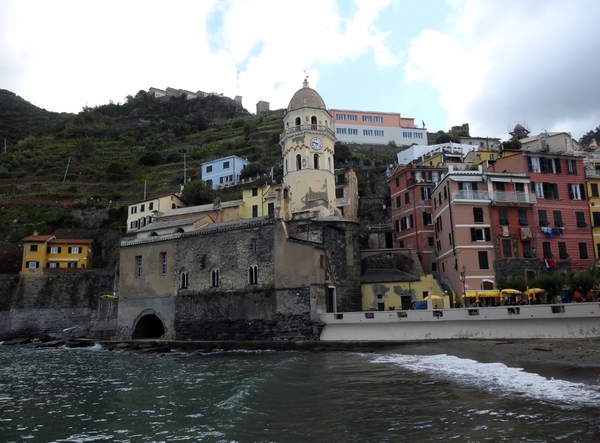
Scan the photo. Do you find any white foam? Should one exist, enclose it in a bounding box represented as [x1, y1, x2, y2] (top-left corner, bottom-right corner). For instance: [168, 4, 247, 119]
[372, 353, 600, 408]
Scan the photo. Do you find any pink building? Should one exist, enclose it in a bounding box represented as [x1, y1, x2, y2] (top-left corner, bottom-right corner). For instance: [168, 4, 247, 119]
[329, 109, 426, 145]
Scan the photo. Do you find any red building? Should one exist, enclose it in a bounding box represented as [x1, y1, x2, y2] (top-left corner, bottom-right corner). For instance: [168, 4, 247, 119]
[388, 164, 444, 274]
[488, 151, 594, 274]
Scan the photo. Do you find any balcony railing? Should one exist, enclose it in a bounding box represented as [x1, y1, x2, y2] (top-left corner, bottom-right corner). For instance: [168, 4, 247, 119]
[490, 191, 536, 204]
[280, 124, 335, 140]
[451, 190, 489, 201]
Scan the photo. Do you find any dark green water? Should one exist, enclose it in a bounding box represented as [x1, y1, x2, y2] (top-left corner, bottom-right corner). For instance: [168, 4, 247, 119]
[1, 345, 599, 442]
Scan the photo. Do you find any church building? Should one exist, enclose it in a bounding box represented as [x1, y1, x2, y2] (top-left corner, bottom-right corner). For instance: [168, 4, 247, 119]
[115, 80, 361, 341]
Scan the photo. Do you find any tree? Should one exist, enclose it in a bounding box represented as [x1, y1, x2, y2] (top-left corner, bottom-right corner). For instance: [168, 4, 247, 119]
[181, 179, 215, 205]
[568, 270, 598, 297]
[240, 162, 266, 179]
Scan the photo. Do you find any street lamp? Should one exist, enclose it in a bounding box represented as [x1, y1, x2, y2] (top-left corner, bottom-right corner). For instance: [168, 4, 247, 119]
[460, 265, 467, 305]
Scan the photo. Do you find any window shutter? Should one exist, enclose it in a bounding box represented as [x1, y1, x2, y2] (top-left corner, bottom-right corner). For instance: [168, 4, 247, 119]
[568, 185, 574, 200]
[485, 228, 491, 241]
[579, 183, 586, 199]
[470, 228, 477, 242]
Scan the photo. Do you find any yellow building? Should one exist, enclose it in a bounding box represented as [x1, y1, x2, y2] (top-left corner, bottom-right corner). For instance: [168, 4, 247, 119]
[240, 185, 277, 219]
[361, 273, 447, 311]
[126, 193, 187, 233]
[21, 233, 93, 274]
[587, 160, 600, 264]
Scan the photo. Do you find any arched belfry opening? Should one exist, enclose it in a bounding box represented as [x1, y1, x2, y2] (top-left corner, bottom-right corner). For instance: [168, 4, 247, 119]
[133, 313, 165, 339]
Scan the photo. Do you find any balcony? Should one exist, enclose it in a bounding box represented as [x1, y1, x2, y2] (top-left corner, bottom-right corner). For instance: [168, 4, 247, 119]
[280, 124, 335, 141]
[490, 191, 536, 206]
[451, 190, 490, 202]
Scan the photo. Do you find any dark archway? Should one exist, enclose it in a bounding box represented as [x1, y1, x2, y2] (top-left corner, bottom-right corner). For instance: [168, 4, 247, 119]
[133, 314, 165, 339]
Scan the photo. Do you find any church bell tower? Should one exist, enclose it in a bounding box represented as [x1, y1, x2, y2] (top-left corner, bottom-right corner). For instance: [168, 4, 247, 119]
[280, 79, 338, 219]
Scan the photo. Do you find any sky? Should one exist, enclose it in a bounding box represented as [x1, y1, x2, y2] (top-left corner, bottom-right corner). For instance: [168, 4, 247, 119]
[1, 0, 600, 142]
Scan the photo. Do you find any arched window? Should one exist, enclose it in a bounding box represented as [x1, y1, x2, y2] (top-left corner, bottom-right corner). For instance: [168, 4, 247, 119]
[285, 159, 288, 174]
[328, 157, 331, 172]
[314, 154, 319, 169]
[180, 270, 188, 289]
[311, 115, 317, 129]
[210, 268, 220, 288]
[175, 227, 184, 233]
[172, 203, 176, 209]
[295, 117, 301, 130]
[149, 232, 158, 237]
[248, 264, 258, 285]
[296, 154, 302, 171]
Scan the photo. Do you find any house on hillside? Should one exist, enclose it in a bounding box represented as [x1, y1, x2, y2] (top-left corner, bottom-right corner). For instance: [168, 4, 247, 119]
[126, 194, 187, 233]
[329, 109, 426, 146]
[201, 155, 250, 189]
[21, 233, 93, 274]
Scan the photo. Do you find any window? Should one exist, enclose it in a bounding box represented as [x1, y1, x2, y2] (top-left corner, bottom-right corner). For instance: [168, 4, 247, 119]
[414, 133, 424, 139]
[593, 212, 600, 227]
[27, 261, 39, 269]
[405, 192, 410, 204]
[374, 116, 383, 123]
[558, 242, 568, 260]
[49, 262, 58, 268]
[149, 202, 154, 210]
[532, 182, 559, 199]
[362, 116, 372, 122]
[336, 188, 344, 198]
[140, 204, 145, 212]
[421, 187, 432, 200]
[223, 161, 230, 169]
[180, 271, 188, 289]
[210, 268, 220, 287]
[552, 211, 564, 228]
[252, 205, 258, 217]
[29, 245, 38, 252]
[336, 114, 346, 120]
[206, 165, 213, 173]
[592, 183, 599, 197]
[579, 243, 589, 259]
[527, 157, 541, 173]
[518, 209, 528, 226]
[219, 177, 224, 184]
[374, 130, 384, 137]
[248, 264, 258, 285]
[502, 239, 512, 258]
[336, 128, 347, 134]
[252, 188, 258, 196]
[268, 203, 274, 217]
[68, 247, 82, 254]
[396, 196, 401, 208]
[130, 221, 138, 229]
[499, 208, 509, 225]
[428, 237, 434, 247]
[470, 227, 491, 242]
[478, 251, 489, 269]
[314, 154, 319, 169]
[522, 241, 533, 258]
[568, 183, 585, 200]
[348, 128, 358, 135]
[576, 212, 587, 228]
[423, 212, 432, 225]
[136, 256, 142, 277]
[206, 179, 212, 187]
[348, 115, 357, 121]
[402, 132, 413, 138]
[542, 242, 553, 259]
[131, 206, 137, 214]
[538, 210, 549, 227]
[568, 159, 578, 175]
[363, 129, 373, 136]
[395, 178, 400, 188]
[68, 262, 77, 269]
[49, 247, 61, 254]
[473, 207, 484, 223]
[160, 252, 167, 275]
[296, 154, 302, 170]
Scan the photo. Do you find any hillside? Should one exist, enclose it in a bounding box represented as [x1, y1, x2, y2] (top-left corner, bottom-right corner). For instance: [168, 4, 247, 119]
[0, 89, 71, 145]
[0, 88, 394, 273]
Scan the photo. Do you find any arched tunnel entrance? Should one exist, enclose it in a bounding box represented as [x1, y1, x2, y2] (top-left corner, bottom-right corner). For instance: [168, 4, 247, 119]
[132, 314, 165, 339]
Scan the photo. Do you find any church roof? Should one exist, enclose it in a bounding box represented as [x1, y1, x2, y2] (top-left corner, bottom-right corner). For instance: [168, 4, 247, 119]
[287, 79, 326, 111]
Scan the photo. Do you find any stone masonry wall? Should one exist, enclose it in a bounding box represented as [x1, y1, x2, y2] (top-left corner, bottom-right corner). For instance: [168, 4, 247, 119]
[0, 272, 114, 340]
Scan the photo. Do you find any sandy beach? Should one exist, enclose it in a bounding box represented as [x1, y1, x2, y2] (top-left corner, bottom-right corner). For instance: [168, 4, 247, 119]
[391, 338, 600, 384]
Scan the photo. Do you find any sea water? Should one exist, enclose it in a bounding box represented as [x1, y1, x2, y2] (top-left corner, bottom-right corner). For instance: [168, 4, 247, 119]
[0, 344, 599, 442]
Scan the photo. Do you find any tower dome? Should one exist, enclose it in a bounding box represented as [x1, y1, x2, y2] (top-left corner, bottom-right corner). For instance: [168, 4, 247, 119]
[287, 78, 326, 111]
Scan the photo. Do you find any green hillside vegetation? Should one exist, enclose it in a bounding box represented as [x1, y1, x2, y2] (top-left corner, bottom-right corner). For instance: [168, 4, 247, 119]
[0, 89, 71, 145]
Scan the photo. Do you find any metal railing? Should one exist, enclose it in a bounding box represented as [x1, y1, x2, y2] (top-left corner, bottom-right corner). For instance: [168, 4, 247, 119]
[490, 191, 537, 204]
